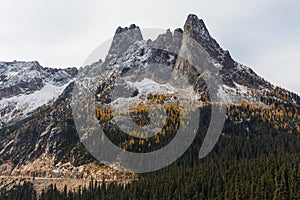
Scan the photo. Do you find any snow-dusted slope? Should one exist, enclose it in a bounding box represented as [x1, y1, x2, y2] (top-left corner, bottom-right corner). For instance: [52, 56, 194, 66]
[0, 82, 72, 124]
[0, 61, 77, 126]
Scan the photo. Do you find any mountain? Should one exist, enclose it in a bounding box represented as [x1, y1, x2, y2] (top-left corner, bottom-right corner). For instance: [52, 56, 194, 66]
[89, 14, 300, 111]
[0, 61, 77, 127]
[0, 14, 299, 193]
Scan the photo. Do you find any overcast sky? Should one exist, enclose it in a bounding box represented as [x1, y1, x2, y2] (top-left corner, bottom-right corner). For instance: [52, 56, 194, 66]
[0, 0, 299, 94]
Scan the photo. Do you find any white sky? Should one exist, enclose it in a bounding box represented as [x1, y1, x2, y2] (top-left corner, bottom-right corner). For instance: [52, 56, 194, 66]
[0, 0, 299, 94]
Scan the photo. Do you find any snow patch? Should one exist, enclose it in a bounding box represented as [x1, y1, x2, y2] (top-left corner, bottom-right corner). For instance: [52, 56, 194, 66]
[0, 81, 72, 124]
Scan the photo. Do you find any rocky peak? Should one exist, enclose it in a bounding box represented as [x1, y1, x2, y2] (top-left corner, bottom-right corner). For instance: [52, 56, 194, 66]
[150, 28, 183, 65]
[184, 14, 210, 41]
[173, 28, 183, 37]
[115, 24, 140, 34]
[106, 24, 143, 61]
[153, 29, 173, 50]
[183, 14, 236, 69]
[170, 28, 183, 53]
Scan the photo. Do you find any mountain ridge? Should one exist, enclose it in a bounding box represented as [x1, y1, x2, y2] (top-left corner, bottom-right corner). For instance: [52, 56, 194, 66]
[0, 14, 299, 192]
[0, 61, 78, 127]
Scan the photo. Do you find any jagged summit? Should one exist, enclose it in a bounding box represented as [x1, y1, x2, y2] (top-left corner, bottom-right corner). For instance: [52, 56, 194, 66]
[115, 24, 140, 34]
[106, 24, 143, 61]
[184, 14, 209, 39]
[99, 14, 299, 106]
[183, 14, 236, 69]
[108, 14, 236, 70]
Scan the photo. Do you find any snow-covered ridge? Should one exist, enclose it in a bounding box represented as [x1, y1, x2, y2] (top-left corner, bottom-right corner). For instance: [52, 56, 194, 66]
[0, 61, 76, 90]
[0, 61, 77, 126]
